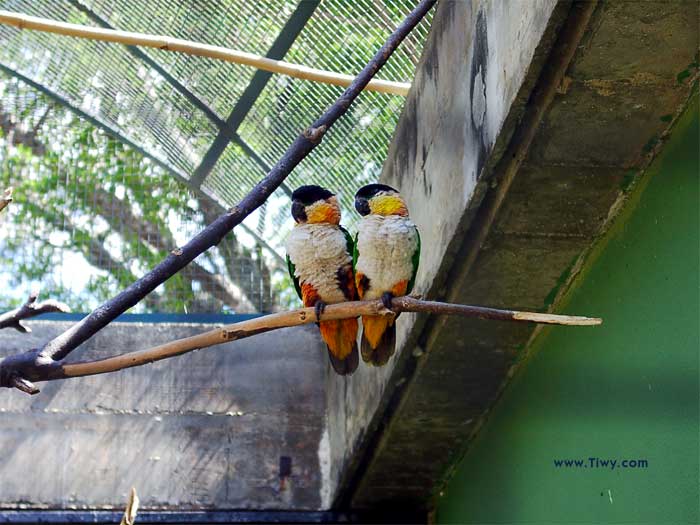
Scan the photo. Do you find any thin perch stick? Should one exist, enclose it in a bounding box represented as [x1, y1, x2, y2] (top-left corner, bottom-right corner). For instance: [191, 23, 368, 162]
[0, 10, 411, 96]
[45, 296, 600, 381]
[120, 488, 139, 525]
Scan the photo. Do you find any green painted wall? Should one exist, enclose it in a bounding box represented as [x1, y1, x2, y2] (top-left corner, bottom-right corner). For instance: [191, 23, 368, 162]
[437, 101, 699, 524]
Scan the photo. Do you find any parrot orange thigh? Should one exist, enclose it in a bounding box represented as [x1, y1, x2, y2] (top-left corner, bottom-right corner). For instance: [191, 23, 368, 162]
[355, 271, 369, 299]
[301, 283, 320, 307]
[391, 280, 409, 297]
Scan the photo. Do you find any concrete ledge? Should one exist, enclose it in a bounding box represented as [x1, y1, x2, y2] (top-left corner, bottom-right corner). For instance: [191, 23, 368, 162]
[324, 0, 564, 510]
[338, 0, 698, 511]
[0, 321, 328, 510]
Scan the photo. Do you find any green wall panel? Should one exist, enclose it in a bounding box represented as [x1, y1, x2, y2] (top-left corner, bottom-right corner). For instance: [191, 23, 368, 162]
[437, 101, 699, 524]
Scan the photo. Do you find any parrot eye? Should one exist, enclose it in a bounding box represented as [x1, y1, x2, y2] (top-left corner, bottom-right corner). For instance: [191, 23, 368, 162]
[355, 197, 370, 216]
[291, 201, 307, 222]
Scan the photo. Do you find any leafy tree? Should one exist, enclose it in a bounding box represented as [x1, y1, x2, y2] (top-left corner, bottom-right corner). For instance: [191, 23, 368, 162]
[0, 76, 276, 313]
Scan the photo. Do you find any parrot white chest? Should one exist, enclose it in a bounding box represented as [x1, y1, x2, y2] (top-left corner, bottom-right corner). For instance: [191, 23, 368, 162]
[285, 223, 351, 303]
[355, 214, 418, 299]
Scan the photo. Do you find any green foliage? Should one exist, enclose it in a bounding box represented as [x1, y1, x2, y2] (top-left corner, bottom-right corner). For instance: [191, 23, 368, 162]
[0, 77, 274, 313]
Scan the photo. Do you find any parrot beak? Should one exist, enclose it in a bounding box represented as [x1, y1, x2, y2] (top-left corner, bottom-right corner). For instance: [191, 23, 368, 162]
[355, 196, 370, 216]
[291, 201, 307, 223]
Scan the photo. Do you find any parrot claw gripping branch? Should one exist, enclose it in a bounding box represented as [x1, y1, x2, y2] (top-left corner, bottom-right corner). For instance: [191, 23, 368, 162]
[0, 0, 600, 396]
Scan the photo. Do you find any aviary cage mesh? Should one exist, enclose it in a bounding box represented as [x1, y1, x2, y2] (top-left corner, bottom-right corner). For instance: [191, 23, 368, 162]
[0, 0, 431, 313]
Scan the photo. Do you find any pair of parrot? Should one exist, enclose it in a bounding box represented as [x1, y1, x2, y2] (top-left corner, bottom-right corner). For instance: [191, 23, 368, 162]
[285, 183, 420, 376]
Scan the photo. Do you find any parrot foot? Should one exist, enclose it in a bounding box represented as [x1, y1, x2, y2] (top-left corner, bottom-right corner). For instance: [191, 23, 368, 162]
[315, 300, 327, 321]
[381, 292, 395, 310]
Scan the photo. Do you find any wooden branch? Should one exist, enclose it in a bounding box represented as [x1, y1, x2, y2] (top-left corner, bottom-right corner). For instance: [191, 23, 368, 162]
[120, 487, 139, 525]
[0, 296, 601, 393]
[0, 0, 438, 393]
[0, 187, 12, 213]
[0, 292, 71, 333]
[0, 10, 412, 96]
[9, 375, 39, 395]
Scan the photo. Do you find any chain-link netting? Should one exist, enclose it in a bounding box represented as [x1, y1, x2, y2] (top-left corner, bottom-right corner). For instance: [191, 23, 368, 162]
[0, 0, 430, 313]
[0, 77, 276, 313]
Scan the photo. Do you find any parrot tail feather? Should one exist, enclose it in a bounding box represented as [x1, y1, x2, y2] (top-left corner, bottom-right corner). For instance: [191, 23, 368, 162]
[360, 315, 396, 366]
[327, 342, 359, 375]
[319, 318, 359, 376]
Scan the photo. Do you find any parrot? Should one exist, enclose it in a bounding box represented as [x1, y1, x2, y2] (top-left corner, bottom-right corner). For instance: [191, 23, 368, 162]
[353, 183, 420, 366]
[285, 185, 359, 375]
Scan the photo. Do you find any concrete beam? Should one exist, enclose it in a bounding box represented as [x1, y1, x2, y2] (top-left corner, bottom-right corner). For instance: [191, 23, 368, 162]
[0, 321, 329, 510]
[335, 0, 698, 512]
[325, 0, 565, 509]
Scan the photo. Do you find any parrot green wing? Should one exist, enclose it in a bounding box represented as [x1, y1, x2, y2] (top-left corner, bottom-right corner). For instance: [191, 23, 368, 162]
[353, 232, 360, 274]
[407, 228, 421, 294]
[286, 254, 302, 300]
[340, 225, 355, 261]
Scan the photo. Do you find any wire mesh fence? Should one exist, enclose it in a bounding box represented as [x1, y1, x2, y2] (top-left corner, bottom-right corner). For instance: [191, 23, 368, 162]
[0, 77, 276, 313]
[0, 0, 431, 313]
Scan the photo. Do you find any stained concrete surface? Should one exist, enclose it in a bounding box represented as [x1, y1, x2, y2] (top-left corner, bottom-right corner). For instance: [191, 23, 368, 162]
[337, 0, 699, 512]
[324, 0, 564, 510]
[323, 0, 564, 508]
[0, 321, 329, 510]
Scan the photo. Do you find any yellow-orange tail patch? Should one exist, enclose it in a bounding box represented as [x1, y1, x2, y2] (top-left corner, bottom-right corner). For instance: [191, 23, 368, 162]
[319, 317, 359, 375]
[360, 315, 396, 367]
[361, 315, 393, 350]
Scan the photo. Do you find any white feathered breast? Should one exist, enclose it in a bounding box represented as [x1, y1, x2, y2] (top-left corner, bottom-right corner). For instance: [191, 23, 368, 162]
[286, 223, 351, 303]
[355, 214, 418, 299]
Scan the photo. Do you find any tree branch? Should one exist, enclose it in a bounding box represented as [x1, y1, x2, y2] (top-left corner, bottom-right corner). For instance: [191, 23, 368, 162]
[0, 292, 71, 333]
[197, 196, 274, 311]
[91, 187, 256, 311]
[0, 105, 46, 155]
[0, 296, 601, 392]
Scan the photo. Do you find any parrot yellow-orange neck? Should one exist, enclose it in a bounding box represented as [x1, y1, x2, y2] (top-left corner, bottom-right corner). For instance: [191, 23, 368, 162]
[305, 196, 341, 224]
[369, 194, 408, 217]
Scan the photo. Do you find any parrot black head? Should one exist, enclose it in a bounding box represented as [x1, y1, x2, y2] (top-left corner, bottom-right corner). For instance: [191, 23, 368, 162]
[291, 185, 340, 224]
[354, 183, 407, 217]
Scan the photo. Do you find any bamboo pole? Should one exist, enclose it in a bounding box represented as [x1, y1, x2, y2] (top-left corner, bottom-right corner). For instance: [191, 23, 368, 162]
[0, 10, 412, 96]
